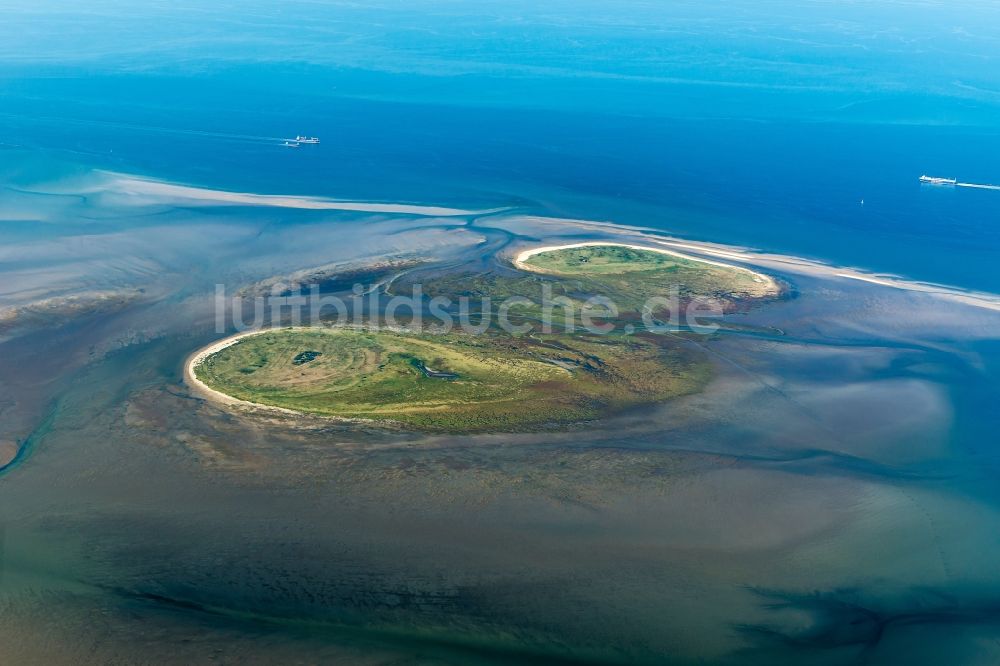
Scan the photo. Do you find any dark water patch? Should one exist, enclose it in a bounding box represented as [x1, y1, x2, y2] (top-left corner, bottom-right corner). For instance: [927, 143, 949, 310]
[411, 358, 459, 380]
[738, 586, 1000, 663]
[292, 350, 322, 366]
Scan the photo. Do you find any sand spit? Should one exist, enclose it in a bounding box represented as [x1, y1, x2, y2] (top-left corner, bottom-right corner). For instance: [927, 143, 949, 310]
[497, 217, 1000, 313]
[104, 174, 506, 217]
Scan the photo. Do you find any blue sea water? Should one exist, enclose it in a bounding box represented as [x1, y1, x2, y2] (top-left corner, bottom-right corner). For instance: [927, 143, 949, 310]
[2, 0, 1000, 290]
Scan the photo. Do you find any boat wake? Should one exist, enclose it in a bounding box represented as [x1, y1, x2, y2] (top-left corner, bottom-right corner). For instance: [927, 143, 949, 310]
[0, 111, 310, 149]
[955, 182, 1000, 191]
[920, 175, 1000, 191]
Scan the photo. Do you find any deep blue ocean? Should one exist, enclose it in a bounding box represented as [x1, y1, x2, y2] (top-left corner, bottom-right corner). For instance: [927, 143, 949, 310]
[2, 0, 1000, 290]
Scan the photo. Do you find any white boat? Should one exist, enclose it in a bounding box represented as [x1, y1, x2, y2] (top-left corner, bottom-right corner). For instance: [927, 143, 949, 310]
[919, 175, 957, 185]
[295, 135, 320, 144]
[282, 140, 300, 148]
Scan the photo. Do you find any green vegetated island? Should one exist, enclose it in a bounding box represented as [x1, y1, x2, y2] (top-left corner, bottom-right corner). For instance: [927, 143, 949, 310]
[401, 242, 778, 326]
[190, 243, 779, 432]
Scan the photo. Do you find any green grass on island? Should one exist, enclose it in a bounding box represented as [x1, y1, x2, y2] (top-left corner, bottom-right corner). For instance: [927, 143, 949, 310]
[522, 244, 777, 302]
[525, 245, 690, 275]
[195, 328, 709, 432]
[393, 244, 778, 328]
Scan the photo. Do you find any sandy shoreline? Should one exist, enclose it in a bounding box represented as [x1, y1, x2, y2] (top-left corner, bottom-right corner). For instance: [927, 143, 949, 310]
[513, 241, 780, 293]
[0, 440, 18, 469]
[185, 326, 405, 420]
[184, 328, 305, 415]
[186, 326, 467, 430]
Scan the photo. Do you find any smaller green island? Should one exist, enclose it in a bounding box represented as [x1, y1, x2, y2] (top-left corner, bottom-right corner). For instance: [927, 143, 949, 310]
[395, 243, 779, 328]
[524, 243, 697, 274]
[191, 328, 708, 432]
[517, 243, 779, 305]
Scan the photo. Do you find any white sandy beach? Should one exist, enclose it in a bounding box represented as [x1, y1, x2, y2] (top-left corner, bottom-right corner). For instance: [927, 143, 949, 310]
[185, 326, 395, 421]
[184, 329, 303, 415]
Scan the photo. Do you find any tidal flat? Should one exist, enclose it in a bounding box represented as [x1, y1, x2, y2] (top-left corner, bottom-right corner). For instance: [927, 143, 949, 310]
[2, 165, 1000, 664]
